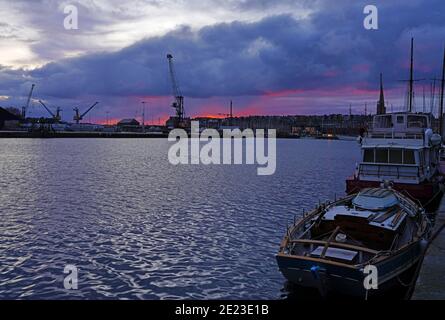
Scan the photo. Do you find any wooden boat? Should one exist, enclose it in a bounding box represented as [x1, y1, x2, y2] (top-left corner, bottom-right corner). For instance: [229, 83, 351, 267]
[276, 187, 431, 298]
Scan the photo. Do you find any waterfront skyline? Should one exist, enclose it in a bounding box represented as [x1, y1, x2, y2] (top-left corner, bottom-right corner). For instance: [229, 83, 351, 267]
[0, 0, 444, 123]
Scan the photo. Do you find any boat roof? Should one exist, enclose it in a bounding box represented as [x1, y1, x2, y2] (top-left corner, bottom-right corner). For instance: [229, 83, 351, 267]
[322, 189, 407, 231]
[352, 188, 399, 211]
[322, 204, 406, 231]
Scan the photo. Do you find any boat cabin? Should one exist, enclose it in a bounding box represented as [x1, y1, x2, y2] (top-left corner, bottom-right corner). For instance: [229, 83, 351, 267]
[357, 112, 441, 185]
[371, 113, 431, 138]
[358, 145, 437, 184]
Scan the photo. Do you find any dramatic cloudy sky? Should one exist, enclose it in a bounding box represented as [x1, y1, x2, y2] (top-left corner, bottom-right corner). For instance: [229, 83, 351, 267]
[0, 0, 444, 123]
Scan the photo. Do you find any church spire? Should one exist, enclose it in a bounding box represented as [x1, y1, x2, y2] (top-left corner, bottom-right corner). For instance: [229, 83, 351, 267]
[377, 73, 386, 114]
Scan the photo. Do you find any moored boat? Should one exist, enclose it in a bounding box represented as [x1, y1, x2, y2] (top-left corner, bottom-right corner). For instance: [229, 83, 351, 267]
[346, 38, 445, 207]
[346, 112, 443, 206]
[276, 187, 431, 298]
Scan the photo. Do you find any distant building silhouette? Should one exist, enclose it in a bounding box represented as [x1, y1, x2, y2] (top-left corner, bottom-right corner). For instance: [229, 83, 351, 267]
[117, 118, 141, 132]
[118, 118, 140, 126]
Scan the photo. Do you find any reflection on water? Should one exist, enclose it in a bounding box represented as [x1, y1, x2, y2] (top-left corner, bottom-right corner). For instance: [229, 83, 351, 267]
[0, 138, 359, 299]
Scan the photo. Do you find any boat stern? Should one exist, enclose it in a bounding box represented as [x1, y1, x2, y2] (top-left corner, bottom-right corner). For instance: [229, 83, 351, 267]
[276, 253, 365, 297]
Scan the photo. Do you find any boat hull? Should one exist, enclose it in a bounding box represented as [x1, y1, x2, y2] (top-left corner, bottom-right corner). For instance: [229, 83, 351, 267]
[276, 240, 426, 298]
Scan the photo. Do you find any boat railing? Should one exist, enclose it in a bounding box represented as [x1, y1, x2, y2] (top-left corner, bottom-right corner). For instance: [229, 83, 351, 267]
[358, 163, 422, 180]
[367, 132, 424, 140]
[392, 191, 421, 217]
[280, 195, 357, 250]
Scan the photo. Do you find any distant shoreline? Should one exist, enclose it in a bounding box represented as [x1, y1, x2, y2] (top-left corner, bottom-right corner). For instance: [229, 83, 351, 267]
[0, 131, 168, 138]
[0, 130, 357, 140]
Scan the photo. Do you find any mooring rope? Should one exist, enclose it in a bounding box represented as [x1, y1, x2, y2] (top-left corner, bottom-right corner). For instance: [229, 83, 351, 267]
[422, 189, 443, 209]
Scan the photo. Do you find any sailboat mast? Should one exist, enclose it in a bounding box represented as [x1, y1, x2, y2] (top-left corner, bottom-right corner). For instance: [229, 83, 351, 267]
[439, 46, 445, 136]
[431, 79, 436, 114]
[409, 38, 414, 112]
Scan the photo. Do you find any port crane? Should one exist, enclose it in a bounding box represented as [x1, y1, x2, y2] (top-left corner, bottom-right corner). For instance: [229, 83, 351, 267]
[73, 102, 99, 124]
[167, 54, 185, 127]
[38, 100, 62, 122]
[21, 84, 35, 118]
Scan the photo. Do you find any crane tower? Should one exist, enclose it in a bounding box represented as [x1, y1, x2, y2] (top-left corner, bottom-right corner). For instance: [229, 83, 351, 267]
[22, 84, 35, 119]
[167, 54, 185, 127]
[73, 102, 99, 124]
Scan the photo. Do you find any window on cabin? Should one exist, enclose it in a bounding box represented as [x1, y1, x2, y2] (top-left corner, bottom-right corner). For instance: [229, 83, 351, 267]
[407, 115, 427, 128]
[397, 116, 404, 124]
[403, 150, 416, 164]
[389, 149, 402, 164]
[375, 148, 388, 163]
[363, 149, 374, 162]
[374, 115, 392, 128]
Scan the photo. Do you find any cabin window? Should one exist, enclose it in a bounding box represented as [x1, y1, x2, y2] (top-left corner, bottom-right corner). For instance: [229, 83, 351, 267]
[375, 148, 388, 163]
[407, 115, 427, 128]
[363, 149, 374, 162]
[403, 150, 415, 164]
[397, 116, 404, 124]
[389, 149, 402, 164]
[374, 115, 392, 128]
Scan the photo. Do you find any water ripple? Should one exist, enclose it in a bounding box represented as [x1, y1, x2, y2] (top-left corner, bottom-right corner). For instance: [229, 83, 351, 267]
[0, 138, 359, 299]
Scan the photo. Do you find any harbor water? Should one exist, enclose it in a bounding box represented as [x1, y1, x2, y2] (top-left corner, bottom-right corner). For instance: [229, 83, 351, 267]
[0, 138, 375, 299]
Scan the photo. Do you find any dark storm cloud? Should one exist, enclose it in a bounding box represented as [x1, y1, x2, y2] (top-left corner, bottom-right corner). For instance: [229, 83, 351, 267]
[1, 0, 445, 110]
